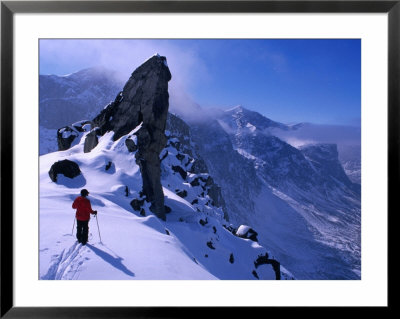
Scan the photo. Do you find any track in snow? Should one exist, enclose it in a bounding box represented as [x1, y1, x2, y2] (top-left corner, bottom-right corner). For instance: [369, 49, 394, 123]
[41, 241, 88, 280]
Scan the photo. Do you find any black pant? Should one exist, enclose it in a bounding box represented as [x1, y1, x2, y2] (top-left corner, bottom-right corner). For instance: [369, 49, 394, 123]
[76, 220, 89, 244]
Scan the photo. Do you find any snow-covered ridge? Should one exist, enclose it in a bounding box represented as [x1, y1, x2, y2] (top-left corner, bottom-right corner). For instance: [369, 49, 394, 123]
[40, 117, 292, 280]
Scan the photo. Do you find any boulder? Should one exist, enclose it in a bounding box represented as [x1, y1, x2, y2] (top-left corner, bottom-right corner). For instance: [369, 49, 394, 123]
[190, 177, 200, 187]
[172, 165, 187, 180]
[125, 138, 137, 152]
[130, 198, 145, 211]
[48, 159, 81, 182]
[57, 126, 78, 151]
[235, 225, 259, 242]
[206, 241, 215, 250]
[176, 190, 187, 198]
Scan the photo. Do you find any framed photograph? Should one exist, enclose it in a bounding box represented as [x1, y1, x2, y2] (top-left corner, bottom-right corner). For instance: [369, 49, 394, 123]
[1, 0, 396, 316]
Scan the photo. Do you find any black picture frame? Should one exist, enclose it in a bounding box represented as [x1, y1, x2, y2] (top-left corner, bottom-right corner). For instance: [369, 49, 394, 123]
[1, 0, 396, 317]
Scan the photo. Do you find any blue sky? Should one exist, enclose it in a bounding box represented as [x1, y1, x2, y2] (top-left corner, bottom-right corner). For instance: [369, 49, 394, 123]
[40, 39, 360, 126]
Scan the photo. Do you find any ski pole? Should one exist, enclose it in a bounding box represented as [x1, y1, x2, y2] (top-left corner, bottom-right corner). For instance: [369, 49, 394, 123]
[71, 217, 76, 235]
[95, 214, 102, 243]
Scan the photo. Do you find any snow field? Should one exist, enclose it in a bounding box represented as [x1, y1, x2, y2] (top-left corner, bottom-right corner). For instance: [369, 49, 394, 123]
[40, 129, 278, 280]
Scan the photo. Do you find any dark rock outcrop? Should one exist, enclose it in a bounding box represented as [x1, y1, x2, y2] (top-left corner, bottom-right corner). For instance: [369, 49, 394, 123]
[57, 126, 79, 151]
[254, 253, 281, 280]
[235, 225, 258, 242]
[57, 121, 92, 151]
[190, 178, 200, 187]
[84, 130, 99, 153]
[130, 198, 145, 211]
[92, 56, 171, 141]
[92, 55, 171, 220]
[176, 190, 187, 198]
[252, 270, 259, 279]
[172, 165, 187, 180]
[206, 241, 215, 250]
[207, 184, 224, 208]
[49, 159, 81, 182]
[125, 138, 138, 152]
[199, 218, 208, 226]
[176, 153, 185, 161]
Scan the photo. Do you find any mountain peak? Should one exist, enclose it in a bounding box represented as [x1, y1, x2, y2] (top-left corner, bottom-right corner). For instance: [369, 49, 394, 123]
[226, 105, 245, 112]
[221, 105, 288, 132]
[135, 54, 171, 81]
[63, 66, 117, 79]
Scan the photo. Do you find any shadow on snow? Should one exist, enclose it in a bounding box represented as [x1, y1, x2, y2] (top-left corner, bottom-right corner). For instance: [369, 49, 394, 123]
[86, 244, 135, 277]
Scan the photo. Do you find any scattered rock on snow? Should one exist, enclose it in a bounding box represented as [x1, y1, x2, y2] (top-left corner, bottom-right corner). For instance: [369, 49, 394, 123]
[172, 165, 187, 180]
[176, 190, 187, 198]
[235, 225, 259, 242]
[105, 161, 113, 171]
[130, 198, 145, 211]
[199, 219, 208, 226]
[206, 241, 215, 250]
[190, 178, 200, 187]
[48, 159, 81, 182]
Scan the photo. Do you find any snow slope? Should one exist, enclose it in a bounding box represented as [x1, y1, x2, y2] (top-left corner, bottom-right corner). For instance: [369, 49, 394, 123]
[40, 125, 290, 280]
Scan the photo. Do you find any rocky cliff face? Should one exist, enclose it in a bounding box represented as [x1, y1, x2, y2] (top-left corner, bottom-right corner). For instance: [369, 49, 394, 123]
[164, 113, 229, 221]
[57, 55, 172, 220]
[191, 119, 262, 226]
[93, 54, 171, 220]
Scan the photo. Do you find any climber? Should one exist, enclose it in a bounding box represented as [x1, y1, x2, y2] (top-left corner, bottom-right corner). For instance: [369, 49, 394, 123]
[72, 189, 97, 245]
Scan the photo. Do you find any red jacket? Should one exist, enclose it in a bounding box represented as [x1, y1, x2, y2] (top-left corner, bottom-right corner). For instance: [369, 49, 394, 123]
[72, 196, 94, 221]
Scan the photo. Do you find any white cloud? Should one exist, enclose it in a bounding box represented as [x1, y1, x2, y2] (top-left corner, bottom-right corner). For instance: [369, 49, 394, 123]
[40, 39, 218, 122]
